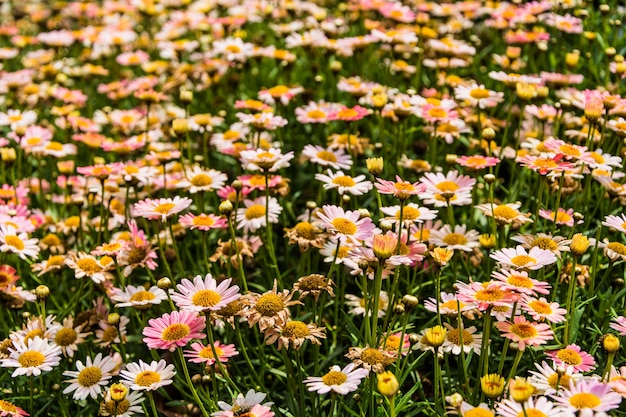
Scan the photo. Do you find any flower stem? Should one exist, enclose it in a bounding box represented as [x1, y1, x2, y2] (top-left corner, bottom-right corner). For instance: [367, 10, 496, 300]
[176, 348, 210, 417]
[563, 256, 578, 345]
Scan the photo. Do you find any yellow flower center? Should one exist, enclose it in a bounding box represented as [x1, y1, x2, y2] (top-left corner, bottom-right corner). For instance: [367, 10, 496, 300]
[161, 323, 190, 341]
[441, 300, 465, 311]
[510, 323, 537, 339]
[399, 206, 421, 220]
[193, 216, 216, 228]
[190, 174, 213, 187]
[4, 235, 24, 251]
[464, 156, 488, 167]
[316, 150, 337, 162]
[465, 408, 494, 417]
[191, 289, 222, 308]
[18, 351, 46, 368]
[0, 401, 19, 414]
[507, 274, 533, 288]
[336, 246, 351, 258]
[394, 182, 416, 193]
[470, 88, 491, 99]
[516, 409, 547, 417]
[307, 109, 326, 119]
[225, 44, 241, 53]
[135, 370, 161, 387]
[282, 321, 311, 339]
[559, 144, 581, 157]
[223, 130, 240, 141]
[294, 222, 317, 240]
[568, 392, 601, 409]
[78, 366, 103, 387]
[337, 108, 358, 119]
[384, 335, 401, 351]
[510, 255, 537, 267]
[527, 300, 552, 315]
[46, 142, 64, 151]
[360, 347, 384, 365]
[435, 180, 459, 193]
[25, 329, 45, 342]
[55, 327, 78, 346]
[76, 258, 101, 274]
[428, 107, 448, 119]
[268, 85, 290, 97]
[332, 175, 356, 187]
[608, 242, 626, 255]
[493, 205, 518, 220]
[331, 218, 357, 235]
[589, 152, 604, 164]
[446, 328, 474, 346]
[198, 345, 224, 359]
[556, 348, 582, 366]
[322, 370, 347, 386]
[255, 293, 285, 316]
[475, 287, 504, 301]
[130, 290, 156, 303]
[153, 202, 176, 214]
[555, 212, 572, 223]
[257, 152, 276, 160]
[65, 216, 80, 227]
[101, 326, 118, 343]
[442, 233, 467, 246]
[547, 373, 571, 389]
[531, 237, 558, 251]
[41, 234, 61, 246]
[245, 204, 266, 220]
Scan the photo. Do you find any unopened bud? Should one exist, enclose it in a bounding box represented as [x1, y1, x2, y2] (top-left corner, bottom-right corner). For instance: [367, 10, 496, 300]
[219, 200, 233, 215]
[603, 334, 620, 353]
[108, 313, 121, 326]
[35, 285, 50, 300]
[377, 371, 399, 398]
[157, 277, 172, 290]
[402, 294, 419, 309]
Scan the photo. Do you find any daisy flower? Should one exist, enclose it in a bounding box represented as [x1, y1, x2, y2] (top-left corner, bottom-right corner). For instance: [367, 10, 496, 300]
[419, 171, 475, 207]
[64, 252, 113, 284]
[345, 346, 396, 374]
[441, 323, 482, 355]
[175, 166, 228, 193]
[304, 364, 369, 395]
[111, 285, 168, 310]
[302, 145, 353, 170]
[100, 389, 144, 417]
[380, 203, 438, 226]
[456, 155, 501, 170]
[329, 105, 370, 122]
[236, 112, 288, 131]
[517, 154, 576, 175]
[598, 239, 626, 262]
[495, 316, 553, 350]
[546, 344, 596, 373]
[520, 295, 567, 323]
[529, 361, 580, 395]
[380, 333, 411, 356]
[132, 196, 192, 222]
[295, 101, 342, 124]
[491, 268, 551, 295]
[511, 233, 571, 258]
[454, 83, 504, 109]
[459, 403, 495, 417]
[258, 84, 303, 105]
[119, 359, 176, 391]
[375, 175, 426, 201]
[602, 214, 626, 233]
[213, 390, 274, 417]
[264, 320, 326, 350]
[0, 225, 40, 260]
[316, 205, 375, 244]
[490, 246, 557, 270]
[236, 196, 283, 233]
[171, 274, 240, 312]
[610, 316, 626, 335]
[314, 170, 373, 195]
[62, 353, 117, 400]
[429, 224, 480, 252]
[239, 148, 294, 172]
[423, 292, 477, 317]
[184, 341, 238, 365]
[539, 208, 578, 227]
[345, 291, 389, 317]
[551, 379, 622, 416]
[1, 336, 62, 377]
[475, 202, 533, 227]
[51, 316, 90, 358]
[497, 396, 565, 417]
[142, 310, 206, 352]
[293, 274, 335, 302]
[179, 213, 228, 231]
[244, 280, 302, 331]
[0, 400, 28, 417]
[455, 281, 516, 312]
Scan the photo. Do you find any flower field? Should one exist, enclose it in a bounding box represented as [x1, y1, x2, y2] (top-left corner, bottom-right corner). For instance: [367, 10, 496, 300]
[1, 0, 626, 416]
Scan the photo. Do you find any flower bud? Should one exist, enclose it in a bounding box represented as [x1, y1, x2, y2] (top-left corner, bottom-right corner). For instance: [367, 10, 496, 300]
[172, 118, 189, 136]
[479, 234, 496, 249]
[109, 383, 128, 402]
[482, 127, 496, 141]
[509, 377, 535, 403]
[424, 325, 446, 347]
[157, 277, 172, 290]
[377, 371, 399, 398]
[402, 294, 419, 309]
[603, 334, 620, 353]
[35, 285, 50, 300]
[570, 233, 590, 256]
[366, 157, 384, 176]
[481, 374, 505, 399]
[180, 89, 193, 104]
[108, 313, 120, 326]
[484, 174, 496, 184]
[219, 200, 233, 215]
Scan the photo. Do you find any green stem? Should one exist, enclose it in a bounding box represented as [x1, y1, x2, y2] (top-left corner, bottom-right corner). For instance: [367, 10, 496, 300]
[147, 392, 159, 417]
[176, 348, 210, 417]
[506, 348, 524, 381]
[370, 264, 384, 346]
[264, 171, 282, 286]
[563, 256, 578, 345]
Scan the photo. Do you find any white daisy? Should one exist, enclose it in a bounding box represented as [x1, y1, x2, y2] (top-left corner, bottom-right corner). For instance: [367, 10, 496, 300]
[63, 353, 117, 400]
[1, 336, 62, 377]
[119, 359, 176, 392]
[304, 363, 369, 395]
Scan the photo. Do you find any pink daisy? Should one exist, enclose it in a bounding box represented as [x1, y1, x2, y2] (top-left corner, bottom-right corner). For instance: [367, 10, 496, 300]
[520, 295, 566, 323]
[316, 205, 375, 244]
[495, 316, 553, 350]
[455, 280, 517, 312]
[142, 311, 206, 351]
[184, 341, 238, 365]
[491, 268, 551, 295]
[329, 105, 370, 122]
[551, 379, 622, 415]
[375, 175, 426, 201]
[546, 344, 596, 373]
[170, 274, 240, 312]
[239, 148, 294, 172]
[419, 171, 475, 207]
[516, 154, 576, 175]
[302, 145, 353, 170]
[179, 213, 228, 231]
[610, 316, 626, 336]
[490, 246, 558, 270]
[456, 155, 501, 170]
[602, 214, 626, 233]
[539, 208, 579, 227]
[295, 101, 342, 124]
[315, 170, 373, 196]
[133, 196, 192, 222]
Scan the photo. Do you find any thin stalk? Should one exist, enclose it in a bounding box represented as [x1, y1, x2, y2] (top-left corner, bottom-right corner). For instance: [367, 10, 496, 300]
[176, 348, 210, 417]
[563, 256, 578, 345]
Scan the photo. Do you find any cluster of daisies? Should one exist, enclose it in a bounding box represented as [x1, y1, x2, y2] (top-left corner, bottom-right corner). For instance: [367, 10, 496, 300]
[1, 0, 626, 416]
